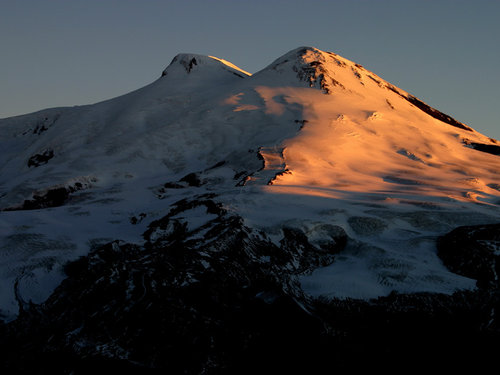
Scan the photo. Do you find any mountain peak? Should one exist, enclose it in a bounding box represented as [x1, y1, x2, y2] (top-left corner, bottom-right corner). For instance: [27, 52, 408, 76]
[161, 53, 251, 79]
[252, 46, 474, 131]
[2, 45, 500, 371]
[253, 46, 354, 93]
[256, 46, 325, 73]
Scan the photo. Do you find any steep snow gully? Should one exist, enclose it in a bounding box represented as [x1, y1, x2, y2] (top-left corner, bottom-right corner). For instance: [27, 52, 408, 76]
[1, 46, 500, 372]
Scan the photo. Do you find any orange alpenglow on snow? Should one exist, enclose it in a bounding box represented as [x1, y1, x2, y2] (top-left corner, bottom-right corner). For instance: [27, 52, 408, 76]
[223, 47, 500, 204]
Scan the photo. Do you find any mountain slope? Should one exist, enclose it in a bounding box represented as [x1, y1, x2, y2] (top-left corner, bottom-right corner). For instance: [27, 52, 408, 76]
[1, 46, 500, 372]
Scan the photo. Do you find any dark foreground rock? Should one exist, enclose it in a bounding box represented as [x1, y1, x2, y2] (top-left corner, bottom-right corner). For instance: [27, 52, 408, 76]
[437, 223, 500, 289]
[2, 180, 95, 211]
[1, 210, 500, 373]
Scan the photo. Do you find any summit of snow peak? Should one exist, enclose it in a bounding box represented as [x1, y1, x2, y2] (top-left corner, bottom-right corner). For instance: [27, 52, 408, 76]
[252, 46, 366, 93]
[251, 46, 475, 131]
[161, 53, 251, 79]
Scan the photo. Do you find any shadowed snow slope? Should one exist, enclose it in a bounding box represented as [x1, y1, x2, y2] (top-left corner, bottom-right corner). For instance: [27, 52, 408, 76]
[1, 46, 500, 321]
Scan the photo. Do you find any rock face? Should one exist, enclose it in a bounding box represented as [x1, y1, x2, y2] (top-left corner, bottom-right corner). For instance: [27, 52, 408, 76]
[1, 197, 349, 373]
[27, 149, 54, 168]
[3, 179, 95, 211]
[2, 216, 500, 373]
[438, 224, 500, 289]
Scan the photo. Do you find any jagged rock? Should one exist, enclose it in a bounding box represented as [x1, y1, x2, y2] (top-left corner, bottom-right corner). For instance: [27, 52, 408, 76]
[27, 149, 54, 167]
[3, 213, 500, 372]
[0, 197, 349, 373]
[437, 223, 500, 289]
[179, 172, 202, 187]
[2, 180, 93, 211]
[463, 139, 500, 156]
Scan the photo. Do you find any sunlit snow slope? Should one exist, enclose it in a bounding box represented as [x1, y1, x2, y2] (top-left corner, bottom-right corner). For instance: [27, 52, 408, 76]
[1, 47, 499, 321]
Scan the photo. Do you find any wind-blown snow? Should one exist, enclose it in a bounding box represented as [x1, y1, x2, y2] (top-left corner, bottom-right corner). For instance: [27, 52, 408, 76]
[1, 46, 499, 321]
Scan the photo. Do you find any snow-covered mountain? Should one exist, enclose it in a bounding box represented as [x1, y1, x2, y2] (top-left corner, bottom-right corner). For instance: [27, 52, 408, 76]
[1, 47, 500, 372]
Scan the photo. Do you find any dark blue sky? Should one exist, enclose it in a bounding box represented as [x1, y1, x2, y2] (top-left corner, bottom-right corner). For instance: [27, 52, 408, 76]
[1, 0, 499, 139]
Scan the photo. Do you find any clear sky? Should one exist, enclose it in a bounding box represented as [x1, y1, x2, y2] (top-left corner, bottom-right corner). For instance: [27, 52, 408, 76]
[1, 0, 499, 139]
